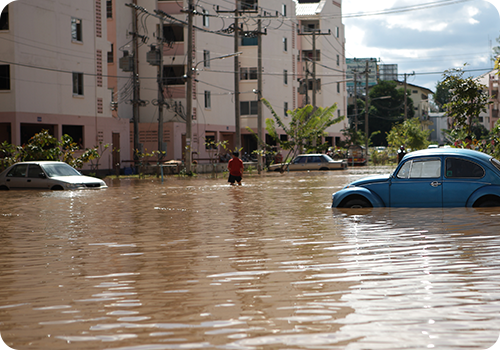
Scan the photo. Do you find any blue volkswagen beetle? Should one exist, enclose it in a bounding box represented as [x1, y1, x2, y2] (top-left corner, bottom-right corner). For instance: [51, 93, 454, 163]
[332, 148, 500, 208]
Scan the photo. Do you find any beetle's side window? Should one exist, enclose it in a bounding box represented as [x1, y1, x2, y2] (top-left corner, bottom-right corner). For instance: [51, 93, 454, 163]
[445, 158, 484, 178]
[396, 161, 411, 179]
[410, 159, 441, 178]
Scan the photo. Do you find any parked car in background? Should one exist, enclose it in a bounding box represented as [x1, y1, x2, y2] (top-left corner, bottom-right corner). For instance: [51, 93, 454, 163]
[347, 145, 366, 166]
[0, 161, 107, 190]
[269, 154, 347, 172]
[332, 148, 500, 208]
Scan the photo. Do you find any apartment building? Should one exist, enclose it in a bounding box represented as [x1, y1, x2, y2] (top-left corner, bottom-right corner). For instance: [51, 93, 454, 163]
[295, 0, 347, 147]
[0, 0, 130, 171]
[107, 0, 347, 164]
[476, 69, 499, 131]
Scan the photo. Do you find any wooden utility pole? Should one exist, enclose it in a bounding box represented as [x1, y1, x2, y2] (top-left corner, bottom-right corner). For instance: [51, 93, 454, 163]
[131, 5, 140, 163]
[364, 61, 370, 162]
[234, 14, 241, 152]
[257, 19, 263, 174]
[298, 28, 330, 109]
[353, 70, 358, 131]
[185, 0, 194, 174]
[157, 18, 164, 162]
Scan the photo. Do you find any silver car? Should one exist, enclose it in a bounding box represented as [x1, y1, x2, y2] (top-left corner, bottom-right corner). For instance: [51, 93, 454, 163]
[0, 161, 107, 190]
[269, 154, 347, 172]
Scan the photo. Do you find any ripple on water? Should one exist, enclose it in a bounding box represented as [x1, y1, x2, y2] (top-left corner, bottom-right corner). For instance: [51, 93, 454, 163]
[1, 173, 500, 350]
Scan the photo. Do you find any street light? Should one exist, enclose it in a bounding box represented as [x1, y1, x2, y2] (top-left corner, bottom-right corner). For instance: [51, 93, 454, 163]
[185, 51, 242, 174]
[365, 95, 391, 163]
[193, 51, 242, 72]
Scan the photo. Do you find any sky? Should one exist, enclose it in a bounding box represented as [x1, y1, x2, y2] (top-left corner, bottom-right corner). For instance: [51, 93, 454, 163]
[342, 0, 500, 93]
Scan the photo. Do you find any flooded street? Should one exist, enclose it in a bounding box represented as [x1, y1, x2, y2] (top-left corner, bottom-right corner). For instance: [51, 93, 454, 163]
[1, 167, 500, 350]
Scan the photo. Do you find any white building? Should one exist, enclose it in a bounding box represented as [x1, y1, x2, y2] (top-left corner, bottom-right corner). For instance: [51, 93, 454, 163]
[108, 0, 347, 164]
[295, 0, 347, 146]
[0, 0, 130, 171]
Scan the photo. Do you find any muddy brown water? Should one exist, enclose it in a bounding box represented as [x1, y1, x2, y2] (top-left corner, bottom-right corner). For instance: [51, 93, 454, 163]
[1, 167, 500, 350]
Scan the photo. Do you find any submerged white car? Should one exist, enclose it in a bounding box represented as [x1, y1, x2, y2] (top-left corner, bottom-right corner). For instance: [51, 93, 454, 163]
[268, 154, 347, 172]
[0, 161, 107, 190]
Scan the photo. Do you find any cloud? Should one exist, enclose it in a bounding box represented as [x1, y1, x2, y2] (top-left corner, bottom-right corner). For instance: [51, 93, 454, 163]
[343, 0, 500, 90]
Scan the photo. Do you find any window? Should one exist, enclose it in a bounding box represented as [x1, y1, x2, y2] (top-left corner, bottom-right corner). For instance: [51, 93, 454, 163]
[27, 164, 44, 178]
[284, 102, 288, 117]
[280, 134, 288, 142]
[337, 82, 340, 93]
[0, 65, 10, 90]
[240, 101, 258, 115]
[71, 18, 83, 42]
[106, 0, 112, 19]
[62, 125, 84, 148]
[0, 4, 8, 30]
[107, 43, 114, 63]
[397, 159, 441, 179]
[307, 79, 321, 91]
[205, 134, 216, 149]
[241, 37, 258, 46]
[163, 65, 185, 85]
[302, 20, 319, 33]
[204, 90, 211, 109]
[7, 164, 27, 178]
[301, 50, 320, 61]
[203, 50, 210, 68]
[72, 72, 84, 96]
[293, 157, 307, 164]
[445, 158, 484, 178]
[335, 26, 339, 38]
[282, 4, 287, 16]
[240, 67, 257, 80]
[336, 54, 339, 66]
[203, 10, 209, 27]
[239, 0, 257, 11]
[163, 25, 184, 42]
[283, 37, 287, 52]
[283, 70, 288, 85]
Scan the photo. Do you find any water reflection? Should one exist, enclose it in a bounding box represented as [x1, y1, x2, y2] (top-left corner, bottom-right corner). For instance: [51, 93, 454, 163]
[0, 170, 499, 350]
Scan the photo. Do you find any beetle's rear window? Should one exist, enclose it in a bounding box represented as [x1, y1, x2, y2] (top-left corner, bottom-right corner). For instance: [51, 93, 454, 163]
[445, 158, 484, 178]
[491, 158, 500, 172]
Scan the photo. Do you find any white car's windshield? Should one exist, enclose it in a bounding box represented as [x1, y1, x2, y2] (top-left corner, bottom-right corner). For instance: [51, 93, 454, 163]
[42, 163, 81, 177]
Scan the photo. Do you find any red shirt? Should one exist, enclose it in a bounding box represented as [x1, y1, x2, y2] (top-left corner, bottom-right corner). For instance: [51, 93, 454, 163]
[228, 157, 243, 176]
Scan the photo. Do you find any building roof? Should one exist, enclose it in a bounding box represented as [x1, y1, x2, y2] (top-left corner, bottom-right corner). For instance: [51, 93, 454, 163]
[294, 0, 326, 16]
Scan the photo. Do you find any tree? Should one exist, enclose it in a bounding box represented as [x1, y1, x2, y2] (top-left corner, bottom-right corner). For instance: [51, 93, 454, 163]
[262, 100, 344, 172]
[441, 65, 490, 140]
[386, 118, 431, 151]
[361, 80, 413, 146]
[433, 80, 451, 112]
[0, 130, 105, 171]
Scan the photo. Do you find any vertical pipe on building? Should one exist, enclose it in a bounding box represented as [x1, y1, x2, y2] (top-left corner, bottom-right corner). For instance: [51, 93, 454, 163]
[234, 13, 241, 152]
[257, 19, 263, 174]
[185, 0, 194, 174]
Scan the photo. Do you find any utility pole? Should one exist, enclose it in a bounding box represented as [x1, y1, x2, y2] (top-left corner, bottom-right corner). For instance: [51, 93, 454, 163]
[234, 13, 241, 152]
[131, 5, 140, 163]
[353, 70, 358, 131]
[402, 72, 414, 120]
[157, 19, 165, 162]
[257, 19, 263, 174]
[185, 0, 194, 174]
[298, 28, 330, 109]
[364, 61, 370, 163]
